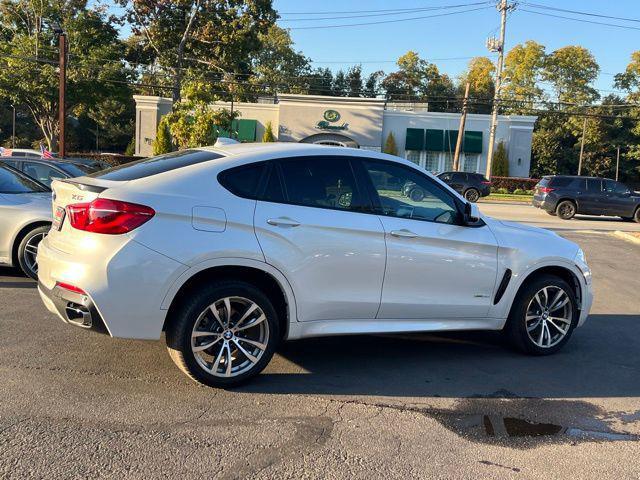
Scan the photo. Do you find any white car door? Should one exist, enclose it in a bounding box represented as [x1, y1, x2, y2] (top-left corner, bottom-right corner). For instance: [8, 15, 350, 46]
[358, 158, 499, 319]
[254, 156, 386, 322]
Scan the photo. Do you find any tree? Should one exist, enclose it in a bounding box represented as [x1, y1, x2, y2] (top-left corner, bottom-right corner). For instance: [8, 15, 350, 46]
[153, 117, 172, 154]
[364, 70, 384, 98]
[119, 0, 277, 102]
[383, 132, 398, 156]
[346, 65, 364, 97]
[162, 103, 240, 150]
[332, 70, 348, 97]
[251, 25, 310, 95]
[307, 68, 333, 96]
[502, 41, 546, 113]
[0, 1, 132, 150]
[262, 121, 275, 142]
[458, 57, 495, 114]
[543, 46, 600, 105]
[492, 141, 509, 176]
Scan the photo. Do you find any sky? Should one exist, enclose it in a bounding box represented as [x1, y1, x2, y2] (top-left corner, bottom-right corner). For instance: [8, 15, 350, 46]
[273, 0, 640, 97]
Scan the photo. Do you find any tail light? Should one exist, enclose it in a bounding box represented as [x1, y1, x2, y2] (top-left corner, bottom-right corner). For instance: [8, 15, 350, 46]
[538, 187, 555, 194]
[55, 281, 86, 295]
[67, 198, 155, 234]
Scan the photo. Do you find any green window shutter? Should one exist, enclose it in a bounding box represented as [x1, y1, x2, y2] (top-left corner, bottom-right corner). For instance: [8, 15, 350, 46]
[425, 129, 444, 151]
[237, 119, 257, 142]
[463, 131, 483, 153]
[405, 128, 425, 150]
[445, 130, 459, 152]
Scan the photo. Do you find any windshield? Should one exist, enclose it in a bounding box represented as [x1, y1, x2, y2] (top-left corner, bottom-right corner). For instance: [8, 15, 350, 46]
[0, 165, 48, 193]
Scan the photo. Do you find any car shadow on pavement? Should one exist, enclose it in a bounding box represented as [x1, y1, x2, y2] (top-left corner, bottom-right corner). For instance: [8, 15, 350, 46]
[241, 314, 640, 400]
[0, 266, 35, 289]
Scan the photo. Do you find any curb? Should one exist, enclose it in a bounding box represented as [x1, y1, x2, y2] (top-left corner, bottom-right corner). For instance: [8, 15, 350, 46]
[611, 231, 640, 246]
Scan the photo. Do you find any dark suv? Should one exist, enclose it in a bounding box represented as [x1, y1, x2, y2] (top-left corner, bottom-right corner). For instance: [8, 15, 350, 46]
[533, 175, 640, 222]
[435, 172, 491, 202]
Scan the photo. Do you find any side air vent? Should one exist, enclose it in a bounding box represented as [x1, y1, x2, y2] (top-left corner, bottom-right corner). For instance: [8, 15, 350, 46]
[493, 269, 512, 305]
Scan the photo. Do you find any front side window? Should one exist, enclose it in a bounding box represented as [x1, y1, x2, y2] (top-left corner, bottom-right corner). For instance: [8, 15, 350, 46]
[21, 162, 64, 187]
[586, 178, 601, 192]
[278, 156, 363, 211]
[604, 179, 630, 194]
[362, 159, 460, 225]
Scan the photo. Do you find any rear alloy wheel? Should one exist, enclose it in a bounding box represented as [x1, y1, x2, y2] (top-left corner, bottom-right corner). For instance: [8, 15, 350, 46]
[166, 281, 279, 388]
[634, 207, 640, 224]
[506, 274, 578, 355]
[464, 188, 480, 203]
[556, 200, 576, 220]
[17, 225, 50, 280]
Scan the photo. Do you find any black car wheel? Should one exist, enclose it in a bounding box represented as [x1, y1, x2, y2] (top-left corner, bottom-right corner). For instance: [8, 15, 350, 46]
[17, 225, 50, 280]
[409, 188, 425, 202]
[464, 188, 480, 203]
[634, 207, 640, 224]
[556, 200, 576, 220]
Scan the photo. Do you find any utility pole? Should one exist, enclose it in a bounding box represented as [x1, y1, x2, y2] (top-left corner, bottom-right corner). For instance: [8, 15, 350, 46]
[578, 116, 587, 175]
[11, 105, 16, 148]
[616, 145, 620, 181]
[453, 82, 470, 172]
[485, 0, 514, 178]
[56, 28, 67, 157]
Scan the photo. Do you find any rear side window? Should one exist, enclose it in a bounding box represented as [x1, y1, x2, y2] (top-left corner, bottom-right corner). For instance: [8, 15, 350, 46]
[549, 177, 576, 188]
[451, 173, 467, 181]
[0, 165, 48, 193]
[218, 163, 266, 199]
[277, 156, 363, 211]
[90, 150, 224, 181]
[586, 178, 602, 192]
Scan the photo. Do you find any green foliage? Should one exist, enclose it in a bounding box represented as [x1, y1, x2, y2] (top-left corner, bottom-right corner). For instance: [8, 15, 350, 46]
[496, 187, 509, 194]
[458, 57, 495, 114]
[492, 141, 509, 176]
[262, 121, 275, 142]
[502, 41, 547, 113]
[153, 118, 172, 155]
[513, 188, 526, 195]
[383, 132, 398, 156]
[162, 104, 240, 150]
[124, 136, 136, 156]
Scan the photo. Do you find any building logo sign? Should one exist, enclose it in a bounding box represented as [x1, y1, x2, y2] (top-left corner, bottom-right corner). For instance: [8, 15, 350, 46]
[316, 109, 349, 131]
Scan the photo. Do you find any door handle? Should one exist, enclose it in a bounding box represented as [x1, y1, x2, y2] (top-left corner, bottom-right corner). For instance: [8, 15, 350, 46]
[267, 217, 301, 227]
[390, 229, 418, 238]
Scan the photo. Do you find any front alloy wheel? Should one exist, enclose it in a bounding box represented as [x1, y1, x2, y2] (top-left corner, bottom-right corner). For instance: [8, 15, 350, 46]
[505, 274, 577, 355]
[464, 188, 480, 203]
[166, 281, 279, 387]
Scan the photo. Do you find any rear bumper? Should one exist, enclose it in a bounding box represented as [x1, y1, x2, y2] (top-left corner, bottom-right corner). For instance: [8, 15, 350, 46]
[532, 196, 556, 211]
[38, 281, 109, 335]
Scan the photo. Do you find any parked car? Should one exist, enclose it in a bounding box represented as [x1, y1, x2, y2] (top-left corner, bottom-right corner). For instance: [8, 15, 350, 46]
[37, 144, 593, 388]
[0, 157, 98, 188]
[532, 175, 640, 222]
[435, 172, 492, 202]
[2, 148, 57, 159]
[0, 163, 51, 279]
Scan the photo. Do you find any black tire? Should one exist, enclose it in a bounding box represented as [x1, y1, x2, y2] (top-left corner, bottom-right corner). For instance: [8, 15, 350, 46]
[409, 188, 425, 202]
[17, 225, 50, 280]
[634, 207, 640, 224]
[464, 188, 480, 203]
[165, 281, 280, 388]
[556, 200, 576, 220]
[505, 274, 578, 355]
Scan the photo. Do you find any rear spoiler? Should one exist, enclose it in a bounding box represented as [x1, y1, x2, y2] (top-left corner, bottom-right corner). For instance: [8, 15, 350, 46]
[59, 178, 107, 194]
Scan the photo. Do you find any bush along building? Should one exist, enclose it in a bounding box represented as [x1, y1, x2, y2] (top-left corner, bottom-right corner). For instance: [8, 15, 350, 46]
[134, 93, 537, 177]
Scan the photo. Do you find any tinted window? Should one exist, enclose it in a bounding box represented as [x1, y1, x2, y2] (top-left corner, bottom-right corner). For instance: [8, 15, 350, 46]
[362, 159, 460, 225]
[549, 177, 576, 188]
[91, 150, 224, 181]
[1, 159, 19, 168]
[57, 163, 90, 177]
[451, 172, 467, 182]
[0, 165, 48, 193]
[278, 156, 362, 211]
[262, 166, 285, 203]
[218, 163, 265, 199]
[586, 178, 601, 192]
[21, 162, 65, 187]
[604, 179, 630, 194]
[438, 173, 452, 182]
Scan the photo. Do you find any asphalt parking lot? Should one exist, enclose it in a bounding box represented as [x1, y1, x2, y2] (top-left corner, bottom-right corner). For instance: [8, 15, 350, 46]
[1, 204, 639, 479]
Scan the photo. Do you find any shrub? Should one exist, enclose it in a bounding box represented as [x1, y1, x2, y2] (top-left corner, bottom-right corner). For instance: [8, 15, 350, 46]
[383, 132, 398, 156]
[490, 176, 539, 193]
[492, 141, 509, 176]
[513, 188, 527, 195]
[495, 187, 509, 194]
[153, 118, 172, 155]
[262, 121, 276, 142]
[124, 136, 136, 156]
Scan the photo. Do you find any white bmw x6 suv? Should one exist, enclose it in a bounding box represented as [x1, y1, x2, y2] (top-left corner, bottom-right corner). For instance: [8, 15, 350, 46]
[37, 143, 593, 387]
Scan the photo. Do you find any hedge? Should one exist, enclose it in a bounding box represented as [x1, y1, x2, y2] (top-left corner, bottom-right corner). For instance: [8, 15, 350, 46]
[490, 176, 539, 193]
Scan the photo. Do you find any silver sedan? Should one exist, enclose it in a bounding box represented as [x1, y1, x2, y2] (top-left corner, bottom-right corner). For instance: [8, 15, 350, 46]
[0, 163, 52, 279]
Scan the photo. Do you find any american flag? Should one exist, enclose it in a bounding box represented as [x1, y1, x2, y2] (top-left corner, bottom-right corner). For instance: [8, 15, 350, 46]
[0, 147, 12, 156]
[40, 143, 53, 159]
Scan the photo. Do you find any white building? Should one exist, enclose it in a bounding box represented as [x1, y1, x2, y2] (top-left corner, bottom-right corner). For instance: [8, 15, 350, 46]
[134, 93, 537, 177]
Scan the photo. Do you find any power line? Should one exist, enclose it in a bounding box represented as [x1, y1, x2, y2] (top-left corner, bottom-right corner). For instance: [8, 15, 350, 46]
[279, 2, 489, 22]
[288, 6, 491, 30]
[279, 4, 487, 15]
[519, 9, 640, 32]
[523, 2, 640, 24]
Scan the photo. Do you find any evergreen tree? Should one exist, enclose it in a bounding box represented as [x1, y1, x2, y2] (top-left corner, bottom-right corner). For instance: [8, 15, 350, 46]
[492, 141, 510, 176]
[153, 118, 172, 155]
[262, 121, 276, 142]
[383, 132, 398, 156]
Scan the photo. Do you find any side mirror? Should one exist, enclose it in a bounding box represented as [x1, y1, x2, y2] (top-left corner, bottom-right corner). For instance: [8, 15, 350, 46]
[463, 202, 482, 225]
